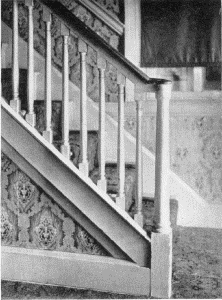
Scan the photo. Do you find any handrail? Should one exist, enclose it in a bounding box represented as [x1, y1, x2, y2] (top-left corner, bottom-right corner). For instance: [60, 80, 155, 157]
[38, 0, 169, 91]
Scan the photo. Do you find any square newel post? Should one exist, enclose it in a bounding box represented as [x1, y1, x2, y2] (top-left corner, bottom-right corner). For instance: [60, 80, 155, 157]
[10, 0, 21, 113]
[97, 56, 107, 192]
[42, 9, 53, 144]
[60, 24, 70, 159]
[78, 39, 89, 177]
[151, 80, 172, 299]
[25, 0, 36, 127]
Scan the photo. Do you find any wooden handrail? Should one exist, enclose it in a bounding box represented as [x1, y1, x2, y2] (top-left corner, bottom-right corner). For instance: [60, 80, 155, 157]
[38, 0, 170, 91]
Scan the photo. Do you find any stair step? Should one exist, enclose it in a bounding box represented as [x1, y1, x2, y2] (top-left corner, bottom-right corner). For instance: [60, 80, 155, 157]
[90, 163, 136, 212]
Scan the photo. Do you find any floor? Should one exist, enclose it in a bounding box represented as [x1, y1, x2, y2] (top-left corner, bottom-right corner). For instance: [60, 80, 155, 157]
[1, 226, 222, 299]
[172, 226, 222, 299]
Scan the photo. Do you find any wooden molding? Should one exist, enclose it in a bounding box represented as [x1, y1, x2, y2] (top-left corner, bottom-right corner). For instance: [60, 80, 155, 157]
[2, 246, 151, 296]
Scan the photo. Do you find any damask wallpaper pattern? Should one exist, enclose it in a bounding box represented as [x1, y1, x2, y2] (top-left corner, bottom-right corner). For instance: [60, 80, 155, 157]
[1, 0, 119, 103]
[57, 0, 120, 48]
[1, 152, 109, 256]
[124, 114, 222, 204]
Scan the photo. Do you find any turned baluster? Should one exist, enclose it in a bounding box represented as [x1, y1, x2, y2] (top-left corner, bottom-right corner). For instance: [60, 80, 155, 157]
[134, 96, 145, 227]
[78, 40, 89, 177]
[97, 56, 107, 192]
[42, 9, 53, 143]
[25, 0, 36, 126]
[60, 24, 70, 159]
[10, 0, 21, 113]
[116, 74, 126, 210]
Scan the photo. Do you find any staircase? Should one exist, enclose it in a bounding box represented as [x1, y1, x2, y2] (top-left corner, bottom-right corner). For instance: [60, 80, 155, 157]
[1, 0, 174, 298]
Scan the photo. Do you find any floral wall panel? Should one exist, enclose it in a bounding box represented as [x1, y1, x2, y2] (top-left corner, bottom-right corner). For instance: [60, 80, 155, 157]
[124, 113, 222, 204]
[1, 153, 109, 256]
[57, 0, 121, 49]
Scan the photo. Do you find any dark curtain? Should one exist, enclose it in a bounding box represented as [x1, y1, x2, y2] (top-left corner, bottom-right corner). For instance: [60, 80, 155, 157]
[141, 0, 221, 67]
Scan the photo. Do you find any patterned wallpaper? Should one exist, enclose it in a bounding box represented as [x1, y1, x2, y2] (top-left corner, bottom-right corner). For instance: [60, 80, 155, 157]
[124, 113, 222, 204]
[57, 0, 121, 48]
[1, 152, 109, 256]
[1, 0, 119, 103]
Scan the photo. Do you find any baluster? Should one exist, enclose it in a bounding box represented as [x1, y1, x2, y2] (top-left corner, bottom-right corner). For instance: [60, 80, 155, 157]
[97, 56, 107, 192]
[10, 0, 21, 113]
[42, 9, 52, 143]
[78, 40, 89, 177]
[116, 74, 126, 210]
[134, 96, 144, 227]
[60, 24, 70, 159]
[151, 81, 172, 299]
[25, 0, 35, 126]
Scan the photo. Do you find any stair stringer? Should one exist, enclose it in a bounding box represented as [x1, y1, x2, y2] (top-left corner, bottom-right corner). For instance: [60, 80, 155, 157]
[1, 100, 151, 267]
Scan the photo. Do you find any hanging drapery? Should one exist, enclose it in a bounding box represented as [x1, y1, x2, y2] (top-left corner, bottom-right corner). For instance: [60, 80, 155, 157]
[141, 0, 221, 67]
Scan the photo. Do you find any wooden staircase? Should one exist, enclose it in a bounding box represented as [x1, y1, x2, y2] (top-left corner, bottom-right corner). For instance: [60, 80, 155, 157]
[1, 0, 173, 298]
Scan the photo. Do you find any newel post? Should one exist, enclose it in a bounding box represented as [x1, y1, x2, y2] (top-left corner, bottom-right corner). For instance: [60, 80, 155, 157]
[151, 81, 172, 299]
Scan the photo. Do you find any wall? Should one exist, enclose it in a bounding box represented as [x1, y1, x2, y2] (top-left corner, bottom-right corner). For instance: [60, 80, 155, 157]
[124, 0, 221, 93]
[1, 1, 120, 103]
[106, 92, 222, 205]
[1, 152, 108, 255]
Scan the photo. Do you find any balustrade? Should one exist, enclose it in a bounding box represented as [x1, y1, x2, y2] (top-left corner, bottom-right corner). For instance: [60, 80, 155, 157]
[1, 0, 172, 236]
[1, 2, 173, 296]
